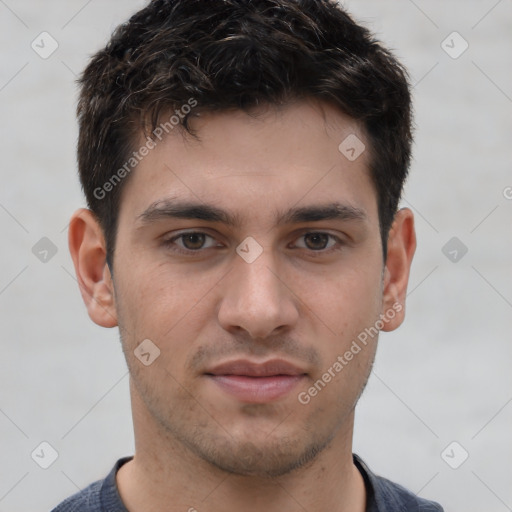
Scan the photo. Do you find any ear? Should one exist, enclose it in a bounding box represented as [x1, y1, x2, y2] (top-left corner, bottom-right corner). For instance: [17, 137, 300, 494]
[68, 208, 118, 328]
[380, 207, 416, 332]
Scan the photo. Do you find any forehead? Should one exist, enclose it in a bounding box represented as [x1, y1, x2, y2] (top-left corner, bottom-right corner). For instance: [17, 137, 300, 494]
[119, 100, 377, 227]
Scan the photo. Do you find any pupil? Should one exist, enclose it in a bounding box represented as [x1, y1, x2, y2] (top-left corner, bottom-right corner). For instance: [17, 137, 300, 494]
[305, 233, 328, 250]
[184, 234, 205, 249]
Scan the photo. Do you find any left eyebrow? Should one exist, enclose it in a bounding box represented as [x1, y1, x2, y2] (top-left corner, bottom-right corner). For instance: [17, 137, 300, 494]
[275, 202, 367, 225]
[136, 198, 367, 228]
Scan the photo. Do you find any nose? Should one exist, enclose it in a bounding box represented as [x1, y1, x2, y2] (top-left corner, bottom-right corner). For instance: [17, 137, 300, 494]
[217, 249, 300, 340]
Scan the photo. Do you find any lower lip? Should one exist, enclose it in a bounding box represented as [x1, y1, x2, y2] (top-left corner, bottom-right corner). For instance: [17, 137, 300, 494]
[207, 375, 305, 403]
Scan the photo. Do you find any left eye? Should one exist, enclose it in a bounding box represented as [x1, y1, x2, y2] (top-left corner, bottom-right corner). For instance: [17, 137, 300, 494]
[293, 232, 339, 251]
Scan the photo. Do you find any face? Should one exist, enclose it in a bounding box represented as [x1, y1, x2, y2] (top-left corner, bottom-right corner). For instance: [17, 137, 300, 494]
[77, 99, 412, 478]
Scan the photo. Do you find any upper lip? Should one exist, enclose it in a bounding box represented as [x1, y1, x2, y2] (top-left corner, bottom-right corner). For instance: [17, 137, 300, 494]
[205, 359, 307, 377]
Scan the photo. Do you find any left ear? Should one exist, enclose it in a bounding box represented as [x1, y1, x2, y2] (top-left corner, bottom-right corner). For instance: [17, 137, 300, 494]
[380, 207, 416, 332]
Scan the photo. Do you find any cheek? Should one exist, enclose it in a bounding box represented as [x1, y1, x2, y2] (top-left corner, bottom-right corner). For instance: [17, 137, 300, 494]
[114, 260, 217, 360]
[297, 273, 382, 412]
[301, 263, 383, 339]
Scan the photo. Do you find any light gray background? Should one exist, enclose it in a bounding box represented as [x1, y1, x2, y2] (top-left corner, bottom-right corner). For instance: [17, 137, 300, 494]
[1, 1, 511, 511]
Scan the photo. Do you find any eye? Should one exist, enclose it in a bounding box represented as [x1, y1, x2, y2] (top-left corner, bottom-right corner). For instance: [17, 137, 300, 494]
[163, 231, 221, 254]
[292, 232, 343, 254]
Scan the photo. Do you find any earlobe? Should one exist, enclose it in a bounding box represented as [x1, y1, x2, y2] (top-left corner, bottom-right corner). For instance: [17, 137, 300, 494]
[68, 208, 118, 328]
[380, 208, 416, 332]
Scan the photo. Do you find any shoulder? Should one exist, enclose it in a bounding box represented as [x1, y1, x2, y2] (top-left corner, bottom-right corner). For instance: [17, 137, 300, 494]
[50, 457, 133, 512]
[354, 454, 444, 512]
[50, 480, 103, 512]
[371, 474, 444, 511]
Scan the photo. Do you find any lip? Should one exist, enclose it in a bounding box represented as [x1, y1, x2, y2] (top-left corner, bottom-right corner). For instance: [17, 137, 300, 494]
[204, 359, 308, 403]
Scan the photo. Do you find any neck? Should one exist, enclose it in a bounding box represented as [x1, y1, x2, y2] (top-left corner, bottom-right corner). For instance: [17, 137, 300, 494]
[117, 380, 366, 512]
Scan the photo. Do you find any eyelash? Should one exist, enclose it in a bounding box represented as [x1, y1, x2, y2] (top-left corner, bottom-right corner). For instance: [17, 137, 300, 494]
[162, 231, 346, 257]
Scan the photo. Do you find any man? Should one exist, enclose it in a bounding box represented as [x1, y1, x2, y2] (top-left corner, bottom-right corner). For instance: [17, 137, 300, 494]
[52, 0, 444, 510]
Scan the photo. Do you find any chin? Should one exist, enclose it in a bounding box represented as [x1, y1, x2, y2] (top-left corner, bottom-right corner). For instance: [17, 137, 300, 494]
[184, 429, 334, 478]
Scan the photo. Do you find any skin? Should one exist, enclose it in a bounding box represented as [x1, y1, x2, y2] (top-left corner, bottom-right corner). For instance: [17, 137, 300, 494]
[68, 98, 416, 512]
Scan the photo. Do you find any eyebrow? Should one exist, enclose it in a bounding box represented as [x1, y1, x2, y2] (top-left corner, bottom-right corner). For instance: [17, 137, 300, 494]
[136, 198, 367, 228]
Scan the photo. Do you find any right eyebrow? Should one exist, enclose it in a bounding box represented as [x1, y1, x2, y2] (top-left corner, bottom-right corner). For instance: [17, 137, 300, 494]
[136, 198, 242, 228]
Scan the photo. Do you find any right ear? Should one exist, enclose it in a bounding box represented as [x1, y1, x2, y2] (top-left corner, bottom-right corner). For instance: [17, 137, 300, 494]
[68, 208, 118, 328]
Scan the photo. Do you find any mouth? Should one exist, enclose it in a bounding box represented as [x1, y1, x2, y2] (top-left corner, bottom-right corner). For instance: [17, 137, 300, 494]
[204, 359, 308, 403]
